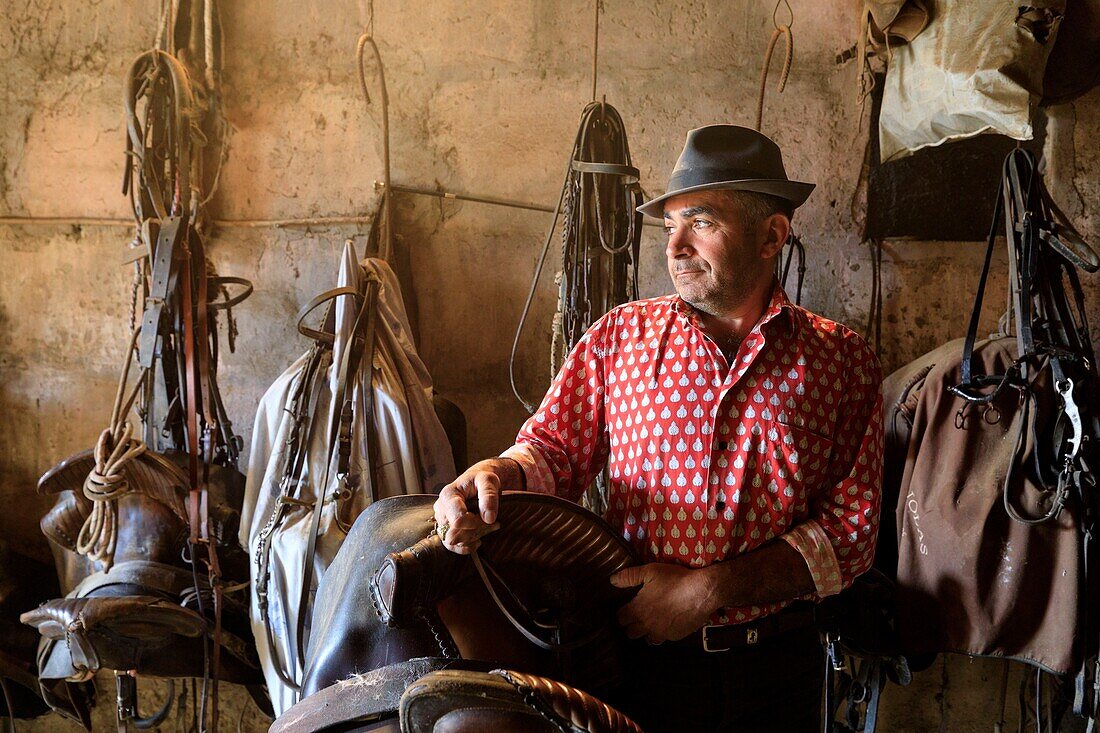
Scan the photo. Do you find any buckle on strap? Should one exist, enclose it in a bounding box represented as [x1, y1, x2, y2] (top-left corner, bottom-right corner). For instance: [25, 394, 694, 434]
[702, 624, 759, 652]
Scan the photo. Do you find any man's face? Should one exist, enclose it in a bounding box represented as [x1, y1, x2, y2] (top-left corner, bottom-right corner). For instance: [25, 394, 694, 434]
[663, 190, 776, 317]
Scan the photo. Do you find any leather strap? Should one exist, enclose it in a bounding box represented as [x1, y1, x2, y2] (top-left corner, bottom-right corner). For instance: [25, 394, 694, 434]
[189, 229, 226, 723]
[296, 286, 362, 345]
[353, 279, 380, 506]
[138, 217, 184, 368]
[688, 605, 817, 652]
[958, 174, 1004, 390]
[253, 344, 331, 690]
[206, 276, 253, 311]
[293, 275, 382, 683]
[1039, 186, 1100, 273]
[570, 159, 640, 184]
[468, 552, 608, 653]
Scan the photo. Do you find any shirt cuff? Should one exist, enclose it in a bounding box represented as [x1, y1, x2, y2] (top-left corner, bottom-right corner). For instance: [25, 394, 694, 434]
[499, 443, 557, 494]
[781, 521, 844, 597]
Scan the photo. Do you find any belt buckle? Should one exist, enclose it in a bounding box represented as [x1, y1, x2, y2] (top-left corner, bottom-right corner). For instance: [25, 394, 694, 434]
[702, 625, 731, 653]
[702, 624, 759, 652]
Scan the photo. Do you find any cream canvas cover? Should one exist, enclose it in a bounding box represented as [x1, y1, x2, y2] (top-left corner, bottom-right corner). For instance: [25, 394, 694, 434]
[241, 243, 456, 715]
[878, 0, 1064, 161]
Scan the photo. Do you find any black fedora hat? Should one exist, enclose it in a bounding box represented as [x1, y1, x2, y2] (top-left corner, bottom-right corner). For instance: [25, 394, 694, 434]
[637, 125, 815, 218]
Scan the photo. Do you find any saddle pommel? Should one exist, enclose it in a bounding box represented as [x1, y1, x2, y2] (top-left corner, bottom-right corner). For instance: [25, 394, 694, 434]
[371, 535, 465, 627]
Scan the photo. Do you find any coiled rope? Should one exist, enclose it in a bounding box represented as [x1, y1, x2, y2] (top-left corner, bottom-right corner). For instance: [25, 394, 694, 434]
[77, 327, 148, 569]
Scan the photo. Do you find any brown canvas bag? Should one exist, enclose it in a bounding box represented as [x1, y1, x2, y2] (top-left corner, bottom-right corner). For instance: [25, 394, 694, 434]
[892, 150, 1100, 707]
[894, 335, 1085, 674]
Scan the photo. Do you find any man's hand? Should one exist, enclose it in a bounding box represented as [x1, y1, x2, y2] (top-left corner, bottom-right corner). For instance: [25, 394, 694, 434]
[610, 563, 719, 644]
[433, 457, 522, 554]
[610, 542, 817, 643]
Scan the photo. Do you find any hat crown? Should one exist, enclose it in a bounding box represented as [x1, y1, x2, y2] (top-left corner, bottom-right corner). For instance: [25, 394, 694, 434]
[670, 125, 788, 183]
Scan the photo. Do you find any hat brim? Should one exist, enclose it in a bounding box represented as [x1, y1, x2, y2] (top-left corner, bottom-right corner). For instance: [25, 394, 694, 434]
[637, 179, 816, 219]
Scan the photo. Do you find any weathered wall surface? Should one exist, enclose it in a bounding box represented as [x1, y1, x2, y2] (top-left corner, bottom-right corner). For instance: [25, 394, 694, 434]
[2, 1, 1098, 731]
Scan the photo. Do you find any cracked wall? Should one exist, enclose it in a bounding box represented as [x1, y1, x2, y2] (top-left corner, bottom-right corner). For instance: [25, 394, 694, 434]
[2, 1, 1099, 731]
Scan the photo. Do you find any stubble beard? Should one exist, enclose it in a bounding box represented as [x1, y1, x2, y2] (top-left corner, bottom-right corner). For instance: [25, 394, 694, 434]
[674, 266, 758, 318]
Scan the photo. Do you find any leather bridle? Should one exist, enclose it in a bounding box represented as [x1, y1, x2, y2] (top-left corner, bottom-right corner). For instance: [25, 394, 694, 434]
[119, 4, 248, 729]
[510, 100, 643, 415]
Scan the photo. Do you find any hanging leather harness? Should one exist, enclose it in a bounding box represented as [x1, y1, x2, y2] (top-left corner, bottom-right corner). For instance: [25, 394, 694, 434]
[553, 101, 643, 374]
[511, 100, 643, 414]
[251, 265, 383, 697]
[953, 150, 1099, 519]
[118, 9, 249, 729]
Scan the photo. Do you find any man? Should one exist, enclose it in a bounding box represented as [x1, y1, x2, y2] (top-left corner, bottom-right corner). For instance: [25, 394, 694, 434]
[434, 125, 883, 731]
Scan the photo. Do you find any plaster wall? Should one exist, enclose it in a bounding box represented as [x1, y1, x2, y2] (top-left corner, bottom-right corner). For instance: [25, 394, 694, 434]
[2, 1, 1099, 730]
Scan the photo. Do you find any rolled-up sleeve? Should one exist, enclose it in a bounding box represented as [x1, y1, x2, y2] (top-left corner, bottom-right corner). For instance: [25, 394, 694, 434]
[501, 313, 614, 502]
[782, 339, 884, 598]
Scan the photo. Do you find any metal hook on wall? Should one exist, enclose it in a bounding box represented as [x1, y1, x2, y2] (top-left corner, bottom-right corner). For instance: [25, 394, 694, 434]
[591, 0, 603, 102]
[356, 21, 393, 262]
[772, 0, 794, 30]
[755, 0, 795, 131]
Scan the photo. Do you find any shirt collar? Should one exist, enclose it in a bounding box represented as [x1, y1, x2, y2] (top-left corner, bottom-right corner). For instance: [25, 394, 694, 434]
[759, 282, 795, 334]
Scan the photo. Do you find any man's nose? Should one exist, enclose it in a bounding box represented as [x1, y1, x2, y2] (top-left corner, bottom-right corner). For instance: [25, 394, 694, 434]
[665, 226, 693, 259]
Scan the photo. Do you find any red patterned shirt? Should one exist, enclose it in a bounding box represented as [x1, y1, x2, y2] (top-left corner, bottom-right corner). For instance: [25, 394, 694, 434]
[503, 285, 883, 625]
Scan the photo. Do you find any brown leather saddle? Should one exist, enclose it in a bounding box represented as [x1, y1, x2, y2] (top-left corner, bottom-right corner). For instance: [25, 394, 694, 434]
[21, 448, 263, 726]
[273, 491, 642, 732]
[0, 540, 94, 728]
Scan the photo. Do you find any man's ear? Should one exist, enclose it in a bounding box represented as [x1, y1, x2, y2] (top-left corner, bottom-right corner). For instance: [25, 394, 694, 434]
[759, 214, 791, 259]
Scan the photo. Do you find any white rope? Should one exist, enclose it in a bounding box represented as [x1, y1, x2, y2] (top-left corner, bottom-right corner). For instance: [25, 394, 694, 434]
[77, 423, 147, 568]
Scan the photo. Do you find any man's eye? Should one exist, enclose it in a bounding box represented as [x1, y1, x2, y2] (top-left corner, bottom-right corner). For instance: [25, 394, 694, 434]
[693, 219, 712, 229]
[664, 226, 675, 236]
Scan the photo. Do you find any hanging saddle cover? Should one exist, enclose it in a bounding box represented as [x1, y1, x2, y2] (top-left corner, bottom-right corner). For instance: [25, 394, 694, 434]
[894, 335, 1090, 673]
[241, 244, 457, 716]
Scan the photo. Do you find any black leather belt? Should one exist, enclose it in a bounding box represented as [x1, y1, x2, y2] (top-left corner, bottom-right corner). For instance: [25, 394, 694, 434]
[681, 605, 818, 653]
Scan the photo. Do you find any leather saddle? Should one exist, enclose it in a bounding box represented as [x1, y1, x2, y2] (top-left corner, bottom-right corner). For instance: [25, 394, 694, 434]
[22, 448, 261, 701]
[0, 540, 94, 727]
[272, 491, 642, 732]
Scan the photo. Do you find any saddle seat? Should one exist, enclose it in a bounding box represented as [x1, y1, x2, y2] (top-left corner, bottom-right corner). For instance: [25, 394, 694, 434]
[26, 447, 262, 691]
[0, 541, 95, 727]
[303, 493, 637, 697]
[21, 595, 205, 675]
